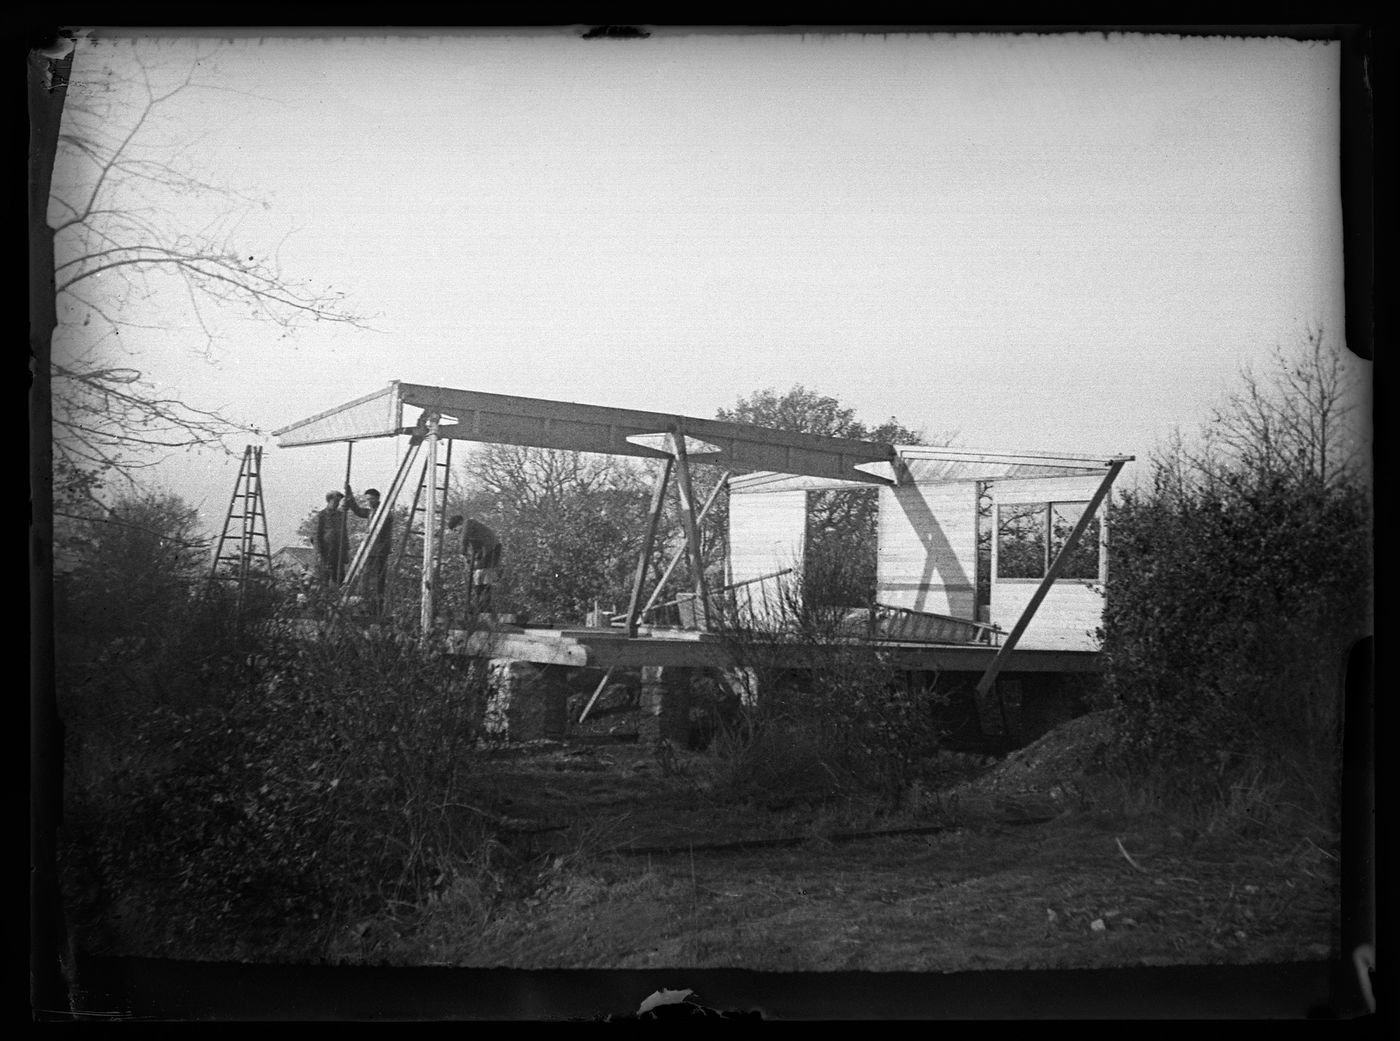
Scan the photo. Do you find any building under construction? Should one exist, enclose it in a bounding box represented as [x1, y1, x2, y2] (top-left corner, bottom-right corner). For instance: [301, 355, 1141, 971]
[266, 380, 1131, 746]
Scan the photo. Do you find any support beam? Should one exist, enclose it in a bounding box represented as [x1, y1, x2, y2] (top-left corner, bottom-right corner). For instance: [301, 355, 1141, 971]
[577, 666, 617, 724]
[670, 429, 712, 630]
[975, 460, 1125, 698]
[340, 441, 354, 585]
[625, 457, 672, 637]
[394, 383, 895, 484]
[432, 440, 453, 606]
[420, 414, 440, 633]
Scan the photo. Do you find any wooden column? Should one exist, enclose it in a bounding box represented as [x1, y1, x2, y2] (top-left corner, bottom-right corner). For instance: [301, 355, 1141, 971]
[626, 457, 672, 637]
[420, 414, 440, 633]
[670, 430, 711, 630]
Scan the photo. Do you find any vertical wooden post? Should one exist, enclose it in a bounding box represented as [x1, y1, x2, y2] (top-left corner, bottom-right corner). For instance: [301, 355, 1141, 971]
[626, 457, 672, 637]
[975, 460, 1125, 698]
[340, 440, 354, 584]
[433, 439, 452, 604]
[671, 430, 711, 629]
[420, 414, 440, 632]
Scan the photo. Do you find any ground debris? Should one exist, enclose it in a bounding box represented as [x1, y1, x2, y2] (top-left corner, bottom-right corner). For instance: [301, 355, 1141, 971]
[947, 710, 1116, 803]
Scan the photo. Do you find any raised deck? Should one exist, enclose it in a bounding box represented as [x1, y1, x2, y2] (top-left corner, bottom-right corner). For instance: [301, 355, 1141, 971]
[447, 623, 1103, 674]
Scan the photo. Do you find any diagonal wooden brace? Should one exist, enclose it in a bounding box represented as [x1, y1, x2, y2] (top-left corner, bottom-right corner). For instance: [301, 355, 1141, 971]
[625, 456, 673, 637]
[634, 473, 729, 622]
[341, 429, 428, 603]
[670, 428, 712, 630]
[975, 459, 1125, 701]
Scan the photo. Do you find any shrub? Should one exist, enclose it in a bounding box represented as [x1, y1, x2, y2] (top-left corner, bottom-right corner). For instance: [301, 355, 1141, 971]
[64, 591, 496, 953]
[1100, 470, 1370, 814]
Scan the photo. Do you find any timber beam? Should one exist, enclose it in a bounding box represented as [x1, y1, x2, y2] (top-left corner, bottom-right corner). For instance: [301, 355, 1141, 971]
[395, 383, 895, 484]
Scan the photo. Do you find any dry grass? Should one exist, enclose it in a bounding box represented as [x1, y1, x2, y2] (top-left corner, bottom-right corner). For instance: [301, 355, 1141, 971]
[69, 706, 1341, 971]
[324, 713, 1340, 972]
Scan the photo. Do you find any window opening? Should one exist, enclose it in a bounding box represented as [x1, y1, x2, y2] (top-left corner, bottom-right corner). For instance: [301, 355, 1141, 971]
[996, 500, 1100, 580]
[996, 503, 1048, 579]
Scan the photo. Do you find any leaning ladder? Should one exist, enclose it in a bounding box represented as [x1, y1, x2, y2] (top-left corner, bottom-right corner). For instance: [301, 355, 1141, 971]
[209, 445, 274, 611]
[388, 439, 453, 601]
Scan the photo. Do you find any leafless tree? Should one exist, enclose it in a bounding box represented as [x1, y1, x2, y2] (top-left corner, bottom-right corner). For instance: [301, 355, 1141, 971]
[467, 443, 639, 512]
[1153, 327, 1366, 497]
[48, 42, 367, 511]
[1212, 327, 1364, 489]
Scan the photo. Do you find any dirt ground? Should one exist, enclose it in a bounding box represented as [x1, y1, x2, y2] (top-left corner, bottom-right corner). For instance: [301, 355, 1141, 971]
[345, 712, 1342, 973]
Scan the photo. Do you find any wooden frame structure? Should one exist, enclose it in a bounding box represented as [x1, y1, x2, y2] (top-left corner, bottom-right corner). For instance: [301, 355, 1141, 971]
[276, 380, 899, 632]
[275, 382, 1133, 701]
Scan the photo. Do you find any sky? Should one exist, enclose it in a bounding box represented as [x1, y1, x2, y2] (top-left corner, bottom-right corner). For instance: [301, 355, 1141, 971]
[48, 28, 1361, 552]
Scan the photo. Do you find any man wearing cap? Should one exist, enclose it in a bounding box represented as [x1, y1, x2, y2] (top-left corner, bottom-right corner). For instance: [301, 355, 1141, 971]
[345, 486, 392, 615]
[315, 491, 349, 586]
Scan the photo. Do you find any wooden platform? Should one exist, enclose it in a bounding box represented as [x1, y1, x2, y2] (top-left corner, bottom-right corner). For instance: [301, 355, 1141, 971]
[447, 624, 1104, 674]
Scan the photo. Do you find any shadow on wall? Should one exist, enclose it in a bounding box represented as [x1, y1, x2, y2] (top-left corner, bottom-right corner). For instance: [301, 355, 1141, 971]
[889, 484, 974, 617]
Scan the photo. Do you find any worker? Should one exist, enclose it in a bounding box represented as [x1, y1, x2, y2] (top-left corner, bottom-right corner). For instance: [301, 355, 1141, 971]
[314, 490, 349, 586]
[447, 514, 503, 614]
[345, 485, 392, 615]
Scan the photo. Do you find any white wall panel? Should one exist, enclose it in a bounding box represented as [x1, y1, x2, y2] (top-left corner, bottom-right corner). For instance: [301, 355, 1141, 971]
[728, 490, 807, 625]
[876, 481, 978, 618]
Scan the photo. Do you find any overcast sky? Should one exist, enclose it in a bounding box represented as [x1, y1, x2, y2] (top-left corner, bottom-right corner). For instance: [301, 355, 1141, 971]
[50, 28, 1359, 551]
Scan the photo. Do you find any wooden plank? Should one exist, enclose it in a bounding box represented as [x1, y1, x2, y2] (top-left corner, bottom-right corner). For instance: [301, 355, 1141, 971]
[992, 474, 1113, 505]
[729, 472, 878, 494]
[448, 629, 589, 667]
[442, 626, 1102, 674]
[895, 446, 1131, 467]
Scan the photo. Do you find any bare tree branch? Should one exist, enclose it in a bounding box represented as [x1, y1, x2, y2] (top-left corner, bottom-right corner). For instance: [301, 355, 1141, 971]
[49, 44, 369, 497]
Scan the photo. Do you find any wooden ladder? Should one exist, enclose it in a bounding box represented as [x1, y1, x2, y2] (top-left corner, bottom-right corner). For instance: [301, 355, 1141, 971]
[208, 445, 275, 612]
[389, 439, 454, 599]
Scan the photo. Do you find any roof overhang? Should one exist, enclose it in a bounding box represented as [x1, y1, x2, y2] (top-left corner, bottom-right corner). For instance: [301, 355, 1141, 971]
[729, 445, 1134, 493]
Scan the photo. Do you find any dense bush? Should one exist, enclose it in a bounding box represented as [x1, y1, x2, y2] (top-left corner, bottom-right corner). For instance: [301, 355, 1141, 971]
[60, 572, 502, 953]
[1101, 470, 1370, 812]
[1099, 331, 1370, 819]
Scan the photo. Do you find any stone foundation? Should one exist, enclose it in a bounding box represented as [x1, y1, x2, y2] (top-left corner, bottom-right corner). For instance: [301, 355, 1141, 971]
[483, 660, 569, 741]
[636, 665, 694, 745]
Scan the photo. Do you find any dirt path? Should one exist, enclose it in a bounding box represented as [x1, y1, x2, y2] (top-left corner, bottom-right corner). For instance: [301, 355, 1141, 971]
[372, 734, 1341, 972]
